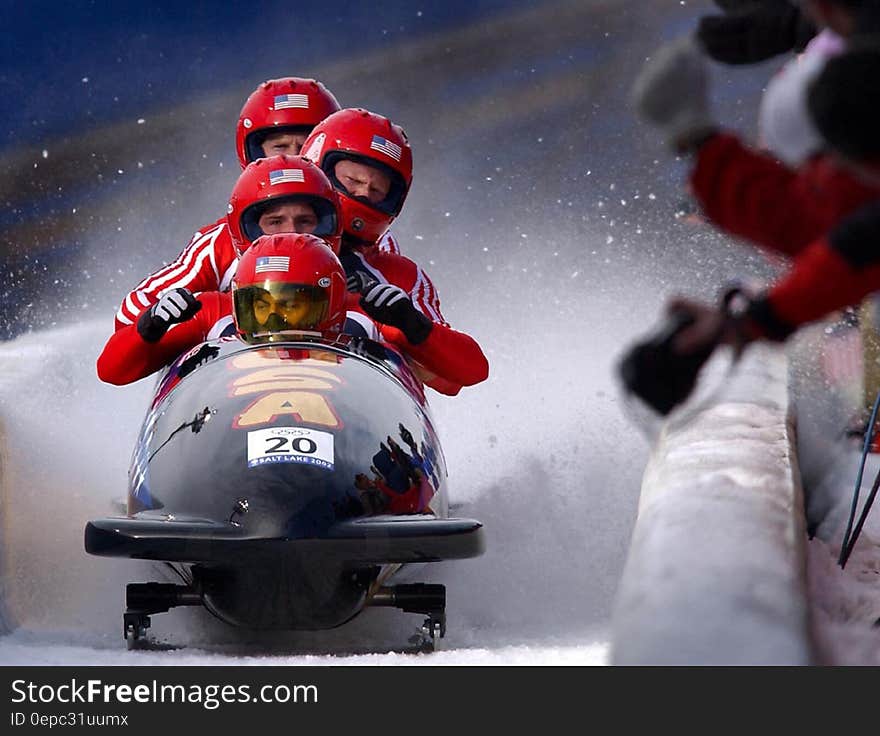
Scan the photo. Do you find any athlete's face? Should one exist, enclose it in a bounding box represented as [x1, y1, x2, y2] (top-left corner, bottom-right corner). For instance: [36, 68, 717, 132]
[258, 202, 319, 235]
[252, 289, 311, 328]
[260, 130, 308, 157]
[334, 159, 391, 204]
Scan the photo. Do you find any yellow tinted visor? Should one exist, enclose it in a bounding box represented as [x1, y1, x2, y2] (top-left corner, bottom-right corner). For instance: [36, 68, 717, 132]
[234, 282, 330, 343]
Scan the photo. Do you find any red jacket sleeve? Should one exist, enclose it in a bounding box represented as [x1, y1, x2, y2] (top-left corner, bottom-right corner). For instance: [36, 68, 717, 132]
[742, 203, 880, 339]
[763, 242, 880, 331]
[380, 323, 489, 395]
[689, 133, 826, 258]
[691, 133, 880, 260]
[98, 294, 222, 385]
[114, 219, 233, 331]
[353, 250, 487, 393]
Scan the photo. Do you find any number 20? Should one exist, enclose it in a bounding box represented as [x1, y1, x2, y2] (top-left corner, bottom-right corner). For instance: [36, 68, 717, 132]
[265, 436, 317, 454]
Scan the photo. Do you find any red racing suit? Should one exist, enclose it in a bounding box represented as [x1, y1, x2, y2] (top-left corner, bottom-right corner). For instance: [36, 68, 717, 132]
[100, 292, 236, 385]
[339, 246, 489, 395]
[99, 287, 488, 396]
[114, 216, 402, 330]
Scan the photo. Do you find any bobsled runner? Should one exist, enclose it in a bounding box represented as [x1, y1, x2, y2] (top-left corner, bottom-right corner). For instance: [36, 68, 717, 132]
[85, 334, 484, 651]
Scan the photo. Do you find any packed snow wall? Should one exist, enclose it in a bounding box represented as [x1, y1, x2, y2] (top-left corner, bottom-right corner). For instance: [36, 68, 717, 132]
[610, 345, 814, 665]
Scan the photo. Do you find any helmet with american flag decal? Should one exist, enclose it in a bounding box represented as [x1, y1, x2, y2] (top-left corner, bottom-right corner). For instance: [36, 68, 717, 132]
[227, 155, 342, 257]
[235, 78, 340, 168]
[300, 108, 413, 247]
[232, 233, 347, 343]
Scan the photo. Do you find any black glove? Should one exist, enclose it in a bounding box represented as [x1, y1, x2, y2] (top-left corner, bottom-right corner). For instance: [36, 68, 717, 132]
[618, 309, 719, 417]
[618, 288, 760, 417]
[346, 271, 376, 295]
[697, 2, 816, 64]
[352, 278, 433, 345]
[136, 287, 202, 343]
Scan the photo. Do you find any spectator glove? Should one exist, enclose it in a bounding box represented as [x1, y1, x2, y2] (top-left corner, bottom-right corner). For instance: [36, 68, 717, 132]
[698, 1, 815, 65]
[632, 37, 718, 152]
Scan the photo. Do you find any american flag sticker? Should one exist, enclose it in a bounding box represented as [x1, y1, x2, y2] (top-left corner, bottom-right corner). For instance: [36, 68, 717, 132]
[370, 135, 402, 162]
[255, 256, 290, 273]
[269, 169, 305, 185]
[274, 93, 309, 110]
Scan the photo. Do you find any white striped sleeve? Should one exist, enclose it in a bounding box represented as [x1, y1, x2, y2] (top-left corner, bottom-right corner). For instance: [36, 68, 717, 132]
[378, 230, 401, 255]
[410, 266, 446, 326]
[135, 225, 223, 294]
[116, 224, 226, 325]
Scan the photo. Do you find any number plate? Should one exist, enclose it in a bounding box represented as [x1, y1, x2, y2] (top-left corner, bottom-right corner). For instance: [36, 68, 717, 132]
[247, 427, 335, 470]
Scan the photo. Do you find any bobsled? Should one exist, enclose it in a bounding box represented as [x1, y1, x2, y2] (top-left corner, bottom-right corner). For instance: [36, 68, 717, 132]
[84, 334, 484, 650]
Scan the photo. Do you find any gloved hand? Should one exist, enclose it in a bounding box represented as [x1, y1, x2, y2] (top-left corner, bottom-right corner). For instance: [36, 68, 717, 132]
[357, 281, 433, 345]
[697, 2, 814, 64]
[346, 271, 375, 294]
[618, 287, 763, 416]
[669, 285, 768, 355]
[632, 37, 718, 152]
[618, 307, 717, 417]
[136, 287, 202, 342]
[665, 298, 733, 356]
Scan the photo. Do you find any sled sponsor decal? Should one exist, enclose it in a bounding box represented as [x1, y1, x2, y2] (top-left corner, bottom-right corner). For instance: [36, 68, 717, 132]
[235, 391, 340, 428]
[230, 352, 344, 429]
[231, 364, 341, 393]
[247, 426, 334, 470]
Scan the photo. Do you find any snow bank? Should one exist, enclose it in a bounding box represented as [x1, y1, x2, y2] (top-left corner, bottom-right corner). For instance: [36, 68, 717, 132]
[0, 333, 74, 636]
[0, 321, 152, 643]
[803, 449, 880, 665]
[610, 345, 814, 664]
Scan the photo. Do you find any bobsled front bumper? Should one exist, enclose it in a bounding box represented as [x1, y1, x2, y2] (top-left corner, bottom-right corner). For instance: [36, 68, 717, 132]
[84, 515, 485, 565]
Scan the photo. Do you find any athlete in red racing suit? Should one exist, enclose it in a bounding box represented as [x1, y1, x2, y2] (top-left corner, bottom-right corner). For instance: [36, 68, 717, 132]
[98, 234, 488, 396]
[299, 108, 489, 395]
[113, 79, 404, 331]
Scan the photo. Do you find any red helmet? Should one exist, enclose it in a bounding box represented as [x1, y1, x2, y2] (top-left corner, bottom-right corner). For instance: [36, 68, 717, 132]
[235, 78, 341, 168]
[232, 233, 347, 343]
[227, 155, 342, 257]
[300, 108, 413, 246]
